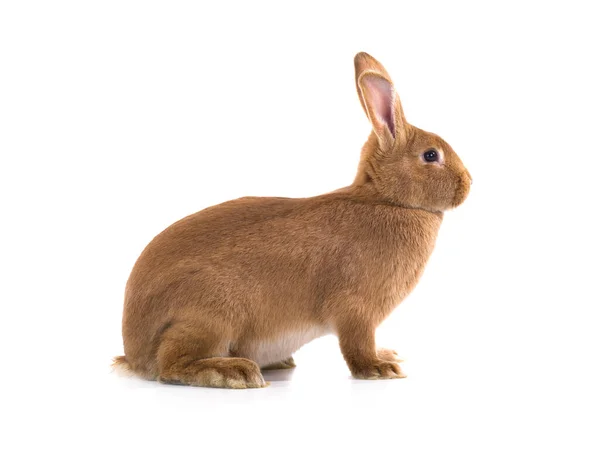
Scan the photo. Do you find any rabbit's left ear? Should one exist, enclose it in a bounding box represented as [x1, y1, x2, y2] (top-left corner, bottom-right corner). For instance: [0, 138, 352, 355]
[355, 52, 407, 147]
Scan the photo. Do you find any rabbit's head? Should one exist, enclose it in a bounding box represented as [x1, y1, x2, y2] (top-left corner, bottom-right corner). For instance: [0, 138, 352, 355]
[354, 52, 471, 212]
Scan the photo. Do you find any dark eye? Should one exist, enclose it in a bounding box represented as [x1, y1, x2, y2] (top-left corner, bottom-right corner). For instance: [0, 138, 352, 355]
[423, 149, 439, 163]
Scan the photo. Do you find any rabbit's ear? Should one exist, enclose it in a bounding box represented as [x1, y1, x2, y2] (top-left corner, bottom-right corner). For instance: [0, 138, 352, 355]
[355, 52, 407, 147]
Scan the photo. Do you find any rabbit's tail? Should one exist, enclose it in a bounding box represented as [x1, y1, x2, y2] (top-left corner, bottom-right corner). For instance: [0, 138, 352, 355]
[111, 355, 134, 377]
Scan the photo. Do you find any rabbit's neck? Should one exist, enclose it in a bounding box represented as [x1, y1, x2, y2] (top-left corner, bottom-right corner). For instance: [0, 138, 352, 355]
[330, 183, 446, 218]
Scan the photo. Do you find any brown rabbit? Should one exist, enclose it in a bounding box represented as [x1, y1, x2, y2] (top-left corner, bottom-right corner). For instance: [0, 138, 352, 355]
[113, 52, 471, 389]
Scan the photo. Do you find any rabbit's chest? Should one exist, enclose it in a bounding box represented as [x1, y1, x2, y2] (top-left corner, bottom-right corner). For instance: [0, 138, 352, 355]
[370, 223, 442, 314]
[243, 326, 330, 367]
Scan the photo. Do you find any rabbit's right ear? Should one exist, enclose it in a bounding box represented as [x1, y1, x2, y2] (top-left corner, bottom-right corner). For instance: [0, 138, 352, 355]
[354, 52, 408, 148]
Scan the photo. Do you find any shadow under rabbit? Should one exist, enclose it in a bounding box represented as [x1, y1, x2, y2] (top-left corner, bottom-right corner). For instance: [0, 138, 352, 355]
[261, 367, 297, 383]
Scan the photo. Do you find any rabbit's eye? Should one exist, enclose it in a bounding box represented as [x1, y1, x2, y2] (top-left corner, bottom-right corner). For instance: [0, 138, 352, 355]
[423, 149, 439, 163]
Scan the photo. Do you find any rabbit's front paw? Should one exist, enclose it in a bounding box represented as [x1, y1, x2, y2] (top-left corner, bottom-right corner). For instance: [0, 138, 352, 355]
[350, 360, 406, 380]
[377, 348, 403, 363]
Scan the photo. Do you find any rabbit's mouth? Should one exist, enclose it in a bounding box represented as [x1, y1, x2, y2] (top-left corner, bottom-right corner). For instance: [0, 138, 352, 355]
[452, 172, 472, 207]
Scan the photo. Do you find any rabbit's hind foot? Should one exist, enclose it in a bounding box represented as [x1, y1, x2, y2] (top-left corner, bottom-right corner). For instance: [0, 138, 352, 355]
[261, 356, 296, 370]
[156, 321, 267, 389]
[159, 356, 267, 389]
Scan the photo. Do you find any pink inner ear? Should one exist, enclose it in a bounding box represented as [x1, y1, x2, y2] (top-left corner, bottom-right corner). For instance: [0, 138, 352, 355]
[363, 75, 395, 138]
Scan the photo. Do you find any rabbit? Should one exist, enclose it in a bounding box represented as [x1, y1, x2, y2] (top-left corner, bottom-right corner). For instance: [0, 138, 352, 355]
[113, 52, 471, 389]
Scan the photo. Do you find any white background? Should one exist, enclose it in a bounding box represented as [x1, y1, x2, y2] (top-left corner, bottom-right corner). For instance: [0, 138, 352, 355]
[1, 1, 599, 450]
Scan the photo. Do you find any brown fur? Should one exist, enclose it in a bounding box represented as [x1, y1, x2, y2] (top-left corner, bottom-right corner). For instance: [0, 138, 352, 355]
[114, 52, 471, 388]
